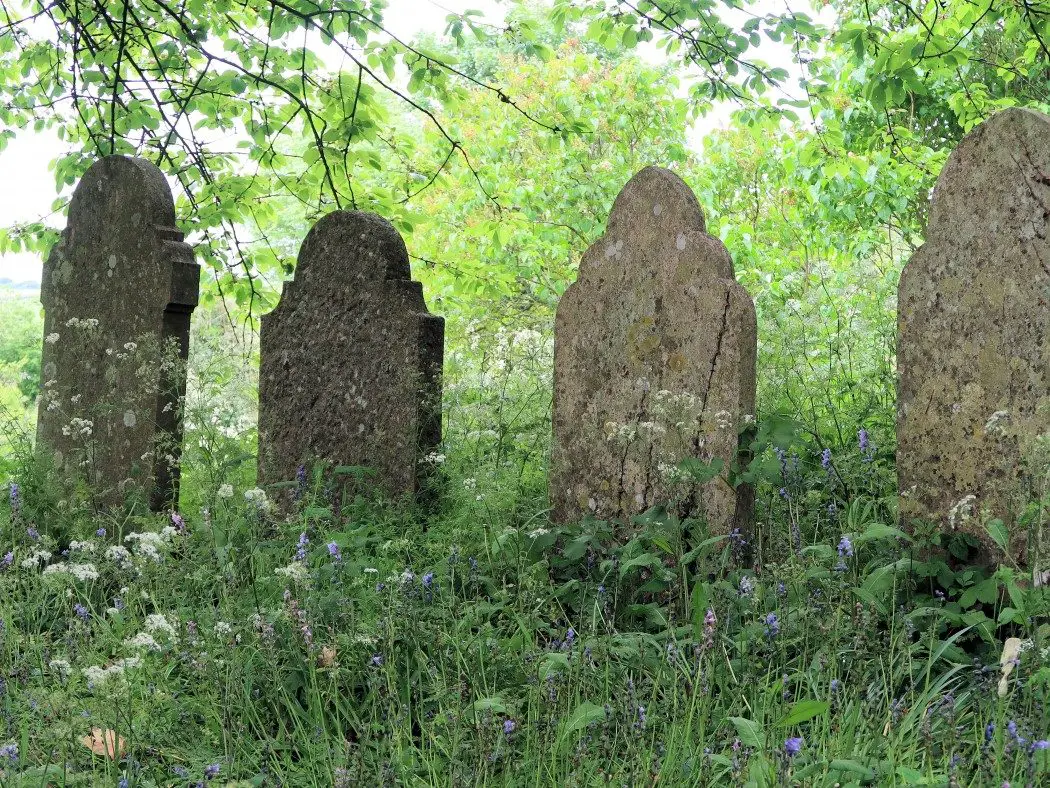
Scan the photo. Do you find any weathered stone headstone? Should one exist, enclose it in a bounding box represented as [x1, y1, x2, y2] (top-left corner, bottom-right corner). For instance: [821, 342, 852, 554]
[37, 155, 200, 510]
[897, 107, 1050, 564]
[258, 211, 444, 502]
[551, 166, 757, 534]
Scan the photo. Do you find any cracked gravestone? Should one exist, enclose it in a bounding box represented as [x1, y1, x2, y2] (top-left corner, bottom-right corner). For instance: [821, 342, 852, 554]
[551, 166, 757, 534]
[37, 155, 200, 510]
[897, 107, 1050, 565]
[258, 211, 444, 503]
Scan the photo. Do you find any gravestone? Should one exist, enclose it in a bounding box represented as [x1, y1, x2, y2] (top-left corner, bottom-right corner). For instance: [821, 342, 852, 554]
[552, 166, 757, 534]
[258, 211, 444, 502]
[897, 108, 1050, 564]
[37, 155, 200, 510]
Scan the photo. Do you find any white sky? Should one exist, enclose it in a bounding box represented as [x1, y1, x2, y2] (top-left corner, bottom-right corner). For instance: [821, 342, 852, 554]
[0, 0, 832, 283]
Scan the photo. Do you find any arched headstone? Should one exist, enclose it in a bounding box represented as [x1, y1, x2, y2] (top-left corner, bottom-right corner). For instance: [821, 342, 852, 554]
[258, 211, 444, 502]
[897, 108, 1050, 564]
[37, 155, 199, 509]
[552, 167, 757, 533]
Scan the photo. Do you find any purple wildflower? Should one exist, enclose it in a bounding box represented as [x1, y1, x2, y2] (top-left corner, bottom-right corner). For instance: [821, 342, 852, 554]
[370, 653, 384, 667]
[858, 428, 869, 453]
[327, 541, 342, 561]
[820, 447, 832, 471]
[784, 737, 803, 757]
[830, 679, 841, 692]
[838, 536, 853, 557]
[8, 483, 19, 518]
[1032, 740, 1050, 751]
[503, 719, 516, 735]
[171, 511, 186, 534]
[635, 705, 646, 729]
[295, 532, 309, 562]
[985, 722, 996, 743]
[565, 627, 576, 647]
[422, 571, 434, 589]
[26, 526, 39, 541]
[73, 603, 89, 622]
[0, 743, 16, 763]
[204, 763, 221, 780]
[294, 464, 307, 501]
[0, 552, 12, 571]
[764, 612, 780, 639]
[96, 527, 106, 538]
[703, 608, 717, 650]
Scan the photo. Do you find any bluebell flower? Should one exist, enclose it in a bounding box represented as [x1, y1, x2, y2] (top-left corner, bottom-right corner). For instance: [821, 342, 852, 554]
[327, 542, 341, 561]
[565, 627, 576, 647]
[503, 719, 516, 735]
[784, 737, 803, 757]
[858, 428, 869, 453]
[295, 532, 309, 562]
[837, 536, 853, 557]
[820, 447, 832, 471]
[8, 483, 19, 517]
[764, 612, 779, 639]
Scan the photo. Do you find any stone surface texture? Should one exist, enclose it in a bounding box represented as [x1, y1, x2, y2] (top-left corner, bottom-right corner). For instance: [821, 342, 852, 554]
[37, 155, 199, 510]
[258, 211, 443, 501]
[552, 166, 757, 533]
[897, 107, 1050, 563]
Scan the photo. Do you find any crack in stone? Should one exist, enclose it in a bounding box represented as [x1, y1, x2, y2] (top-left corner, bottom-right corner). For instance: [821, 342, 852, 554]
[682, 287, 733, 519]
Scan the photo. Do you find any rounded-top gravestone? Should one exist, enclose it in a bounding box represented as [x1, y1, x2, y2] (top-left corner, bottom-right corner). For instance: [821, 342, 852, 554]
[257, 210, 444, 503]
[37, 155, 200, 510]
[552, 166, 757, 535]
[897, 107, 1050, 564]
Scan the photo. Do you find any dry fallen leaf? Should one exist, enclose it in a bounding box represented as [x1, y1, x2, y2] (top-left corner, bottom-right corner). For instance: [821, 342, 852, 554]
[998, 637, 1023, 698]
[80, 727, 126, 760]
[317, 645, 338, 668]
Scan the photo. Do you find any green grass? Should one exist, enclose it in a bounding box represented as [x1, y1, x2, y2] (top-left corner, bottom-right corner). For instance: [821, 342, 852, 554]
[0, 430, 1048, 787]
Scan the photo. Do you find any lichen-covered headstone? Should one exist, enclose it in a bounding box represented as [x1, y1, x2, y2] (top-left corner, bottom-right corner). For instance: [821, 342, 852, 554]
[897, 108, 1050, 564]
[552, 167, 757, 533]
[37, 155, 200, 510]
[258, 211, 444, 502]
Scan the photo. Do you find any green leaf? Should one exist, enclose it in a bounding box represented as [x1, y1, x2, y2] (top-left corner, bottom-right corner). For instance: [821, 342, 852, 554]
[985, 519, 1009, 552]
[775, 700, 829, 728]
[561, 701, 607, 734]
[728, 716, 764, 748]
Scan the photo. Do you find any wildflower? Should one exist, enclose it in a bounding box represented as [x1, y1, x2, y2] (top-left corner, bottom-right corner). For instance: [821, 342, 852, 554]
[204, 763, 221, 779]
[702, 608, 717, 650]
[295, 532, 309, 562]
[171, 511, 186, 534]
[776, 581, 787, 597]
[294, 464, 307, 501]
[830, 679, 841, 692]
[74, 603, 90, 622]
[784, 737, 803, 757]
[739, 576, 754, 597]
[1033, 740, 1050, 751]
[370, 653, 384, 667]
[95, 527, 106, 538]
[126, 632, 162, 651]
[764, 612, 780, 639]
[274, 562, 308, 583]
[26, 525, 39, 541]
[119, 779, 129, 788]
[858, 428, 869, 453]
[565, 627, 576, 648]
[985, 722, 996, 744]
[0, 742, 16, 763]
[820, 447, 832, 471]
[217, 483, 233, 499]
[0, 552, 12, 571]
[422, 571, 434, 589]
[503, 719, 516, 735]
[327, 541, 342, 561]
[635, 705, 646, 729]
